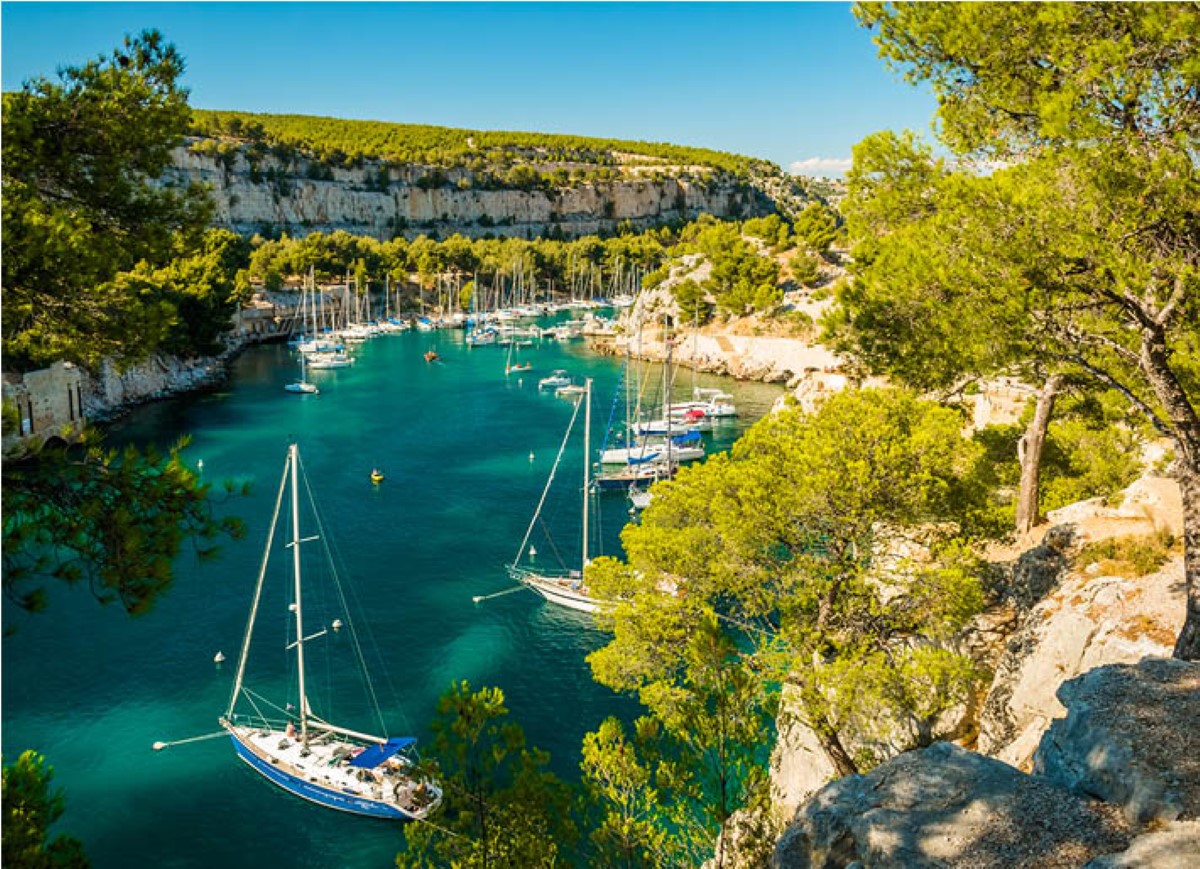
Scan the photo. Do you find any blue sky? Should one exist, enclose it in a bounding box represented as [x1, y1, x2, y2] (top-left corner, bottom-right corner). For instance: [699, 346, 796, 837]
[1, 2, 939, 175]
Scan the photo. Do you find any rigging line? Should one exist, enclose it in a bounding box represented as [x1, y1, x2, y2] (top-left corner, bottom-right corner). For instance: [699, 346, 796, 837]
[152, 731, 228, 751]
[226, 448, 291, 720]
[242, 686, 293, 720]
[412, 815, 471, 843]
[534, 514, 569, 572]
[512, 392, 584, 566]
[598, 365, 625, 452]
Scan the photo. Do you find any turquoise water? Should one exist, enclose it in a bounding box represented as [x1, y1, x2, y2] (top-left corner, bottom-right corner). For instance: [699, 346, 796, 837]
[2, 325, 783, 868]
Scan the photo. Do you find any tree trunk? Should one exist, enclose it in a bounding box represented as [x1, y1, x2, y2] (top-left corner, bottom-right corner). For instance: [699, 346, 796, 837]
[1173, 462, 1200, 660]
[1014, 374, 1064, 534]
[1138, 323, 1200, 660]
[811, 714, 859, 778]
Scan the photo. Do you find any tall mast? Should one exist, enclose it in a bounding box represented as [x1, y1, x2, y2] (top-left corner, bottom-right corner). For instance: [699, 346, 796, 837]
[289, 444, 310, 745]
[225, 450, 291, 721]
[663, 317, 673, 438]
[582, 379, 591, 569]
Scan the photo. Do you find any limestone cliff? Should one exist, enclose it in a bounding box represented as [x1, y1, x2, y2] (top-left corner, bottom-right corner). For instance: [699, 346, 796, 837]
[165, 139, 777, 240]
[769, 473, 1196, 868]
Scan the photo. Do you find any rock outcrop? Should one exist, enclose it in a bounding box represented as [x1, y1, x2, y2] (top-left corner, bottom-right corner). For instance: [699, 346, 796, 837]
[976, 481, 1185, 772]
[1085, 820, 1200, 868]
[165, 140, 776, 241]
[774, 658, 1200, 868]
[81, 352, 233, 421]
[765, 463, 1196, 868]
[773, 742, 1131, 868]
[1034, 659, 1200, 825]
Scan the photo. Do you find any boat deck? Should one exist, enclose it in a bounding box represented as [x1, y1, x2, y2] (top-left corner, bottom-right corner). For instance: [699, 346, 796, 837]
[229, 725, 438, 819]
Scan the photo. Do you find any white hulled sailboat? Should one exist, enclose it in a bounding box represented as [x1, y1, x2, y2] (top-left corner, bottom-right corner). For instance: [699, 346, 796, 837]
[220, 444, 441, 820]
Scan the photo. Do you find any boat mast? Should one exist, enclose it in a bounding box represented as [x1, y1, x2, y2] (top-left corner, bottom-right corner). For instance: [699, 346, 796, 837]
[582, 378, 591, 570]
[289, 444, 311, 745]
[225, 450, 291, 721]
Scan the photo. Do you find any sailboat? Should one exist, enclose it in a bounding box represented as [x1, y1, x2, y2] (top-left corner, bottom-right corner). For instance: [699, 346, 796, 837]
[220, 444, 441, 820]
[504, 338, 532, 376]
[508, 380, 609, 613]
[284, 353, 319, 394]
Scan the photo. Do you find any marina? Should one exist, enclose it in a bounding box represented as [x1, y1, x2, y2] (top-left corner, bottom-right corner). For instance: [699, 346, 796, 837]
[0, 321, 784, 868]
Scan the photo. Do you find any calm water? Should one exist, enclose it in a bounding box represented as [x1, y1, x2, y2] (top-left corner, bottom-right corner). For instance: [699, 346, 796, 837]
[2, 324, 783, 868]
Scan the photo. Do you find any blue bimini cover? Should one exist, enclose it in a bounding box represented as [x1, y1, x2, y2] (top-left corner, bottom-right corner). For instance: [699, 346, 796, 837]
[627, 452, 662, 465]
[350, 737, 416, 768]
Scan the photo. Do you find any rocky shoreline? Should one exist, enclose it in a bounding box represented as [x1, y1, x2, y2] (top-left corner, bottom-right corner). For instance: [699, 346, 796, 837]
[81, 335, 259, 423]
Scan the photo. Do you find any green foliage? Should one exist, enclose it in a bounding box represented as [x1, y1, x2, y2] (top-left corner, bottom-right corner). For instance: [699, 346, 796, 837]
[2, 30, 215, 372]
[788, 249, 822, 286]
[129, 229, 253, 357]
[2, 435, 246, 617]
[681, 220, 781, 317]
[792, 203, 839, 254]
[584, 611, 776, 867]
[189, 109, 777, 182]
[589, 387, 990, 798]
[845, 3, 1200, 436]
[849, 2, 1200, 657]
[2, 751, 88, 868]
[580, 718, 676, 868]
[741, 214, 791, 252]
[672, 279, 711, 326]
[1039, 419, 1143, 513]
[1077, 533, 1179, 579]
[856, 2, 1200, 159]
[398, 681, 577, 868]
[245, 227, 694, 310]
[970, 390, 1146, 524]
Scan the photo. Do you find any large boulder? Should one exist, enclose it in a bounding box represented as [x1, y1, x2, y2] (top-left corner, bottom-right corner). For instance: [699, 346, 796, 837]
[977, 547, 1183, 771]
[1084, 820, 1200, 868]
[1035, 658, 1200, 825]
[773, 742, 1130, 868]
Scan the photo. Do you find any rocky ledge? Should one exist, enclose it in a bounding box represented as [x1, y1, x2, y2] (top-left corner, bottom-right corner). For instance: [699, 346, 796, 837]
[773, 659, 1200, 868]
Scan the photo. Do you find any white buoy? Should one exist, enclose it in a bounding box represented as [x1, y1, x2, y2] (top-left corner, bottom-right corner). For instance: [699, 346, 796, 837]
[331, 618, 343, 631]
[213, 651, 225, 663]
[529, 452, 535, 462]
[197, 459, 204, 471]
[529, 545, 537, 558]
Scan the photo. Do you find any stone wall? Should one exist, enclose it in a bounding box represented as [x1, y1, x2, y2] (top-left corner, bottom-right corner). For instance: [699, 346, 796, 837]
[1, 361, 87, 451]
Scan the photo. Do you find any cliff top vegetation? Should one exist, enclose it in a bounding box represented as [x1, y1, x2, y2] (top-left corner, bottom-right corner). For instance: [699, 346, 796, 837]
[187, 108, 786, 183]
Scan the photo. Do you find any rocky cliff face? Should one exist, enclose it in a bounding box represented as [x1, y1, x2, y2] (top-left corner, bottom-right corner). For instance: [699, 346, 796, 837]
[769, 473, 1197, 868]
[976, 478, 1185, 772]
[774, 659, 1200, 869]
[165, 140, 775, 240]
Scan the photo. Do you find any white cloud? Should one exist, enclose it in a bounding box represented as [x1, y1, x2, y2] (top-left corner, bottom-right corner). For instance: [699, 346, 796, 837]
[788, 157, 853, 178]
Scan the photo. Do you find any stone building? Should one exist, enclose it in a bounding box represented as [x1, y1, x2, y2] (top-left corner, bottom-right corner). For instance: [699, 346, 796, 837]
[2, 360, 87, 452]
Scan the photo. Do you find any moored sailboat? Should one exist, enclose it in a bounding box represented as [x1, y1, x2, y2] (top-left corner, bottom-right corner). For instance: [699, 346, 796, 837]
[220, 444, 441, 820]
[284, 354, 319, 394]
[508, 379, 609, 613]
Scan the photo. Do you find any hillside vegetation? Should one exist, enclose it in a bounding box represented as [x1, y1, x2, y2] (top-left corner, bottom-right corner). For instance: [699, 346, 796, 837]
[188, 109, 785, 185]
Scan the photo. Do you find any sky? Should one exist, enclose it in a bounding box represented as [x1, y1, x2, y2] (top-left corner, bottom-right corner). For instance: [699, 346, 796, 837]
[1, 2, 940, 176]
